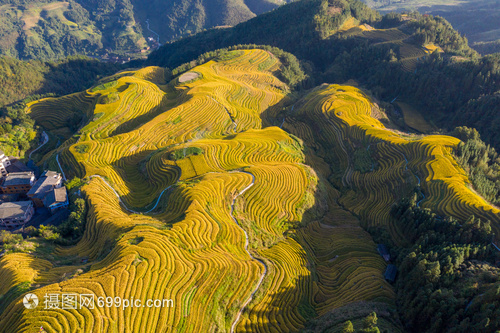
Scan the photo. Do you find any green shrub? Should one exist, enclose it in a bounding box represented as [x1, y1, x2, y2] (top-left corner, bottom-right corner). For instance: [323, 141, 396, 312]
[170, 147, 204, 160]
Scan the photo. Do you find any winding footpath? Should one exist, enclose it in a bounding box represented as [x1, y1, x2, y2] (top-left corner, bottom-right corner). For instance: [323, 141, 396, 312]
[55, 154, 67, 181]
[57, 154, 271, 305]
[89, 175, 174, 214]
[229, 171, 268, 333]
[56, 154, 175, 214]
[57, 152, 268, 325]
[29, 131, 49, 159]
[145, 19, 160, 44]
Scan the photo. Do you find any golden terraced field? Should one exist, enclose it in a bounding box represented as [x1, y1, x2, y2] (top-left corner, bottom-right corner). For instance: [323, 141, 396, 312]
[0, 50, 395, 332]
[2, 48, 498, 332]
[285, 84, 500, 244]
[2, 48, 497, 332]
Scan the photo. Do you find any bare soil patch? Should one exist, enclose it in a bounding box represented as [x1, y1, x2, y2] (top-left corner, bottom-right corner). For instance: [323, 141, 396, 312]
[178, 72, 200, 83]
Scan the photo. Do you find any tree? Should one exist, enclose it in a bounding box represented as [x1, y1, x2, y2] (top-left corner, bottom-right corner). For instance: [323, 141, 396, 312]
[342, 320, 354, 333]
[363, 312, 378, 329]
[39, 225, 60, 242]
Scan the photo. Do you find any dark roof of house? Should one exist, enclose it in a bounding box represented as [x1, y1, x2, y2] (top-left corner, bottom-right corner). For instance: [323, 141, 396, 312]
[377, 244, 389, 256]
[0, 193, 19, 203]
[2, 172, 34, 187]
[27, 171, 62, 199]
[384, 264, 398, 282]
[26, 160, 40, 177]
[6, 161, 33, 173]
[0, 201, 32, 220]
[44, 187, 68, 207]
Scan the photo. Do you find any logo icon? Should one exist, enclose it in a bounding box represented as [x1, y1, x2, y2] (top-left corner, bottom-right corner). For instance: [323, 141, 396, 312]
[23, 293, 39, 309]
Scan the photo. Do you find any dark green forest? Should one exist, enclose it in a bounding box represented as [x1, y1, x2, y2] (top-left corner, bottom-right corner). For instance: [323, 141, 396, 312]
[390, 196, 500, 332]
[452, 126, 500, 207]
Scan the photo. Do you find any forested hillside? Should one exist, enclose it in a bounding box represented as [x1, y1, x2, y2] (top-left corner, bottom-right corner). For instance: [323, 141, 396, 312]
[0, 55, 121, 156]
[361, 0, 500, 55]
[0, 56, 121, 106]
[0, 0, 291, 60]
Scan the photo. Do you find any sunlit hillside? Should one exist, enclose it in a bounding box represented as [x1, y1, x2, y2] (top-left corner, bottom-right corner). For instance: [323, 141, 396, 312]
[2, 44, 499, 332]
[0, 49, 396, 332]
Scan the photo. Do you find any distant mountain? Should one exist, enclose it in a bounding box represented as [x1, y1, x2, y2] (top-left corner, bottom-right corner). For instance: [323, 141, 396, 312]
[0, 0, 290, 60]
[146, 0, 382, 68]
[131, 0, 287, 41]
[361, 0, 500, 54]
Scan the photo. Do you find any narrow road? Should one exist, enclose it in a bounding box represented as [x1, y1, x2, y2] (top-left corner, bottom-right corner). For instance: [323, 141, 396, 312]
[229, 171, 267, 333]
[145, 19, 160, 44]
[58, 153, 269, 322]
[29, 131, 49, 159]
[89, 174, 174, 214]
[56, 154, 66, 181]
[56, 154, 175, 214]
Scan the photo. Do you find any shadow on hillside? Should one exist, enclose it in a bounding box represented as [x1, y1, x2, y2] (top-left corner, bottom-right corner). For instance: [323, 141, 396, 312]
[109, 148, 180, 212]
[108, 84, 190, 137]
[35, 59, 123, 106]
[259, 94, 295, 128]
[59, 148, 86, 180]
[240, 98, 399, 331]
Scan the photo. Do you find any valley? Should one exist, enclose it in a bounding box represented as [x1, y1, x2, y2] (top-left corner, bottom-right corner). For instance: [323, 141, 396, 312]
[1, 0, 500, 331]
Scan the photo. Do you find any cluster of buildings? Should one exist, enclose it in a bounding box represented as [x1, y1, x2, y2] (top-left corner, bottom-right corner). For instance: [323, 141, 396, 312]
[0, 151, 68, 229]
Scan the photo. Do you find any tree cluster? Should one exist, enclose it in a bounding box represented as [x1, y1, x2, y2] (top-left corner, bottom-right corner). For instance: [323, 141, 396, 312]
[391, 195, 500, 332]
[452, 126, 500, 206]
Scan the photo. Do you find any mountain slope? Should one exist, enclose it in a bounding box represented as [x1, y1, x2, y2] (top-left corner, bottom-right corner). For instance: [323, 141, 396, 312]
[1, 48, 499, 332]
[131, 0, 284, 41]
[362, 0, 500, 54]
[146, 0, 381, 68]
[0, 0, 291, 60]
[146, 0, 500, 155]
[0, 48, 398, 332]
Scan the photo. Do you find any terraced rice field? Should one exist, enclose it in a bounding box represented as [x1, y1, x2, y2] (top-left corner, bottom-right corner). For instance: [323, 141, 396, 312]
[287, 84, 500, 243]
[1, 50, 394, 332]
[4, 51, 495, 331]
[396, 101, 436, 133]
[340, 26, 432, 72]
